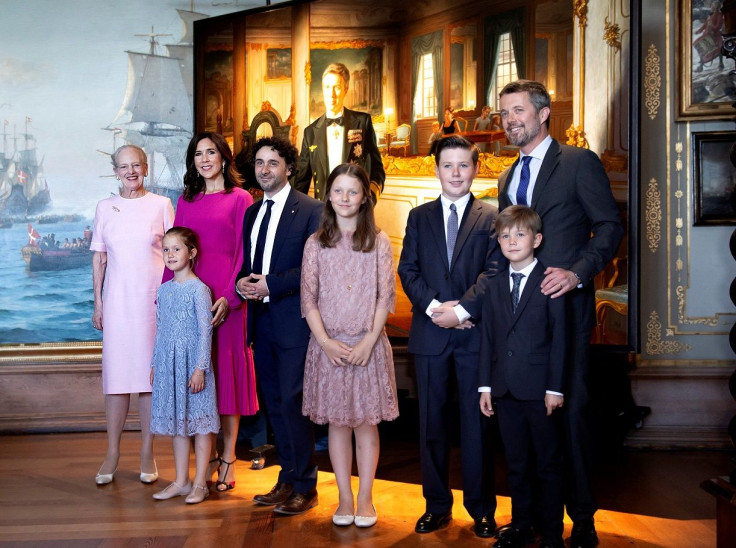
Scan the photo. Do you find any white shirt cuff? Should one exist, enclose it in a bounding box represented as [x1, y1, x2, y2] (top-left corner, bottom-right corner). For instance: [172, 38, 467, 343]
[425, 299, 441, 318]
[478, 386, 491, 393]
[545, 390, 564, 396]
[454, 304, 470, 323]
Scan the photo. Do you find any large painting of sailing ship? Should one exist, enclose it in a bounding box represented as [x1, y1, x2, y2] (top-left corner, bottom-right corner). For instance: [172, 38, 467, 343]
[0, 1, 260, 346]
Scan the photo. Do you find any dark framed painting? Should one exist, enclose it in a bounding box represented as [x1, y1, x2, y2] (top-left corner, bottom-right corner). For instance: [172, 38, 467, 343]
[677, 0, 736, 120]
[693, 130, 736, 225]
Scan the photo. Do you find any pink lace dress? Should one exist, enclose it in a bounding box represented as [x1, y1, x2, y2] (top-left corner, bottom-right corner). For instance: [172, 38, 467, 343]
[301, 230, 399, 427]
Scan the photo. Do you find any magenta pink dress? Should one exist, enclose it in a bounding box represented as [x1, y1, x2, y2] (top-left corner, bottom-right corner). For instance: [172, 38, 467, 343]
[165, 189, 259, 416]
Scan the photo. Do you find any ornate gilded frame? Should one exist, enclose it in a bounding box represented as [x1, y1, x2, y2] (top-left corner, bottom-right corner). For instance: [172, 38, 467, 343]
[677, 0, 736, 120]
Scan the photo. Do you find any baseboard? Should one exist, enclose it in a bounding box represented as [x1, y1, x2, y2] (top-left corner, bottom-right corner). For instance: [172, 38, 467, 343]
[625, 425, 730, 449]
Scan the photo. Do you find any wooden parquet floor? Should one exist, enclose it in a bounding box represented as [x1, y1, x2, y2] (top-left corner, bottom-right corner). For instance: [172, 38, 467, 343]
[0, 432, 727, 547]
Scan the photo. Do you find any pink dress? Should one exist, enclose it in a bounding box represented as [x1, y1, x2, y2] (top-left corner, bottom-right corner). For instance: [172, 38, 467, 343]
[301, 230, 399, 427]
[91, 193, 175, 394]
[166, 189, 258, 416]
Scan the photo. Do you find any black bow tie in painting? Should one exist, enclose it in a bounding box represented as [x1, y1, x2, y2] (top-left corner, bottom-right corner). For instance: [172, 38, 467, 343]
[326, 116, 344, 126]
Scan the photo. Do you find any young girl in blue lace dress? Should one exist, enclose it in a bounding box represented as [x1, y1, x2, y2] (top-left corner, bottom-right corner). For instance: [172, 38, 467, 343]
[150, 227, 220, 504]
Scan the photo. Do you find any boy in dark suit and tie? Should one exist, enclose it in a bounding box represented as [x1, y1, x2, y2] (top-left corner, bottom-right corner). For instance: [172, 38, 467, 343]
[479, 205, 567, 548]
[398, 135, 501, 538]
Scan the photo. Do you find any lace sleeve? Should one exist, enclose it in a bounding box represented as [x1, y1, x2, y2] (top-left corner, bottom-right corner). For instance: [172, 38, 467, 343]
[300, 236, 320, 318]
[193, 282, 214, 372]
[375, 232, 395, 313]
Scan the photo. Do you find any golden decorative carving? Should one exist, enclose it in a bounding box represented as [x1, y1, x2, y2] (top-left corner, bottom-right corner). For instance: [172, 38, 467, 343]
[646, 311, 691, 355]
[675, 141, 683, 171]
[644, 44, 661, 120]
[311, 40, 385, 50]
[676, 286, 720, 326]
[573, 0, 588, 27]
[600, 149, 627, 173]
[645, 178, 662, 253]
[603, 17, 621, 51]
[381, 153, 514, 180]
[260, 100, 272, 112]
[305, 61, 311, 87]
[565, 125, 589, 149]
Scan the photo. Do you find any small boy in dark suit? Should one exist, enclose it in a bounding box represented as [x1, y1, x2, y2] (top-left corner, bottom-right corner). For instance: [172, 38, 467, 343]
[478, 205, 567, 548]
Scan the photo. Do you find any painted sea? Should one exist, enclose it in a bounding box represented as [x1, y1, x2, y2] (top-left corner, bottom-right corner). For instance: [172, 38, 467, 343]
[0, 219, 100, 344]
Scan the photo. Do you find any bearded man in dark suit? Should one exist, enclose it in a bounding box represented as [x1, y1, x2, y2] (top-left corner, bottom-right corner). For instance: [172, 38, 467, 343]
[497, 79, 624, 548]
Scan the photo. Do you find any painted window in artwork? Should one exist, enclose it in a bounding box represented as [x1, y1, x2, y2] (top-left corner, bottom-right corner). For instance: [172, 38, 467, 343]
[415, 53, 436, 119]
[491, 32, 518, 110]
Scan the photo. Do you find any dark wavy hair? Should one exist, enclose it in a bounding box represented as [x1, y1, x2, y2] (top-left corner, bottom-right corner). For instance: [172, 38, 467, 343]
[249, 136, 298, 175]
[316, 163, 378, 252]
[182, 132, 243, 201]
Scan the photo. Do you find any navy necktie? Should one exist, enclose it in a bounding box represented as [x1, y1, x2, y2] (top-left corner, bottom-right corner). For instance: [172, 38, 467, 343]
[252, 199, 274, 274]
[515, 156, 533, 206]
[447, 203, 458, 267]
[511, 272, 525, 313]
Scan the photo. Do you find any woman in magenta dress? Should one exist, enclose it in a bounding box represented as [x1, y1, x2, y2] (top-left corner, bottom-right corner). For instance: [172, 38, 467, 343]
[165, 132, 258, 492]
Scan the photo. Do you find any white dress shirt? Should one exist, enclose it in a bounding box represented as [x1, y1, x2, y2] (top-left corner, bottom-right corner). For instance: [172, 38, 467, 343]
[249, 183, 291, 302]
[507, 134, 553, 206]
[326, 109, 345, 174]
[425, 193, 472, 323]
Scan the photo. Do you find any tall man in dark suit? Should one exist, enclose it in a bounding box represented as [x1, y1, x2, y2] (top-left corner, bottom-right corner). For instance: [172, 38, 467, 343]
[293, 62, 385, 203]
[398, 135, 502, 538]
[236, 137, 323, 516]
[497, 80, 624, 548]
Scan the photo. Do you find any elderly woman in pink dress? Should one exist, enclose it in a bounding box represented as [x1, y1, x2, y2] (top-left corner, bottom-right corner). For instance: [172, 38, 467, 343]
[91, 144, 175, 485]
[164, 132, 259, 492]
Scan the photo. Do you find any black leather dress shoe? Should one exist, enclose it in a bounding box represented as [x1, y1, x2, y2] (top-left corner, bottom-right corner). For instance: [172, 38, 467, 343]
[493, 526, 535, 548]
[414, 511, 452, 533]
[273, 489, 318, 515]
[474, 515, 497, 538]
[253, 482, 293, 505]
[570, 520, 599, 548]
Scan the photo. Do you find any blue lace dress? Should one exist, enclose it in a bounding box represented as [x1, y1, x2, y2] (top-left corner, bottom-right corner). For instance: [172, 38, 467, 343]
[150, 278, 220, 437]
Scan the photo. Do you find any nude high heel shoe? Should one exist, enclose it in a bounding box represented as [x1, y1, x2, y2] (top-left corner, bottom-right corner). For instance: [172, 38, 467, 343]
[140, 461, 159, 484]
[95, 467, 117, 485]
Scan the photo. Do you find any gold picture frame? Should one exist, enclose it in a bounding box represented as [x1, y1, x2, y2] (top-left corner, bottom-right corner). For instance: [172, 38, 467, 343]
[677, 0, 736, 120]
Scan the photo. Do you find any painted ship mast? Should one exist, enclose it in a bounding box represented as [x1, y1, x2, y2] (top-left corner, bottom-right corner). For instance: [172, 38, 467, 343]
[107, 8, 207, 201]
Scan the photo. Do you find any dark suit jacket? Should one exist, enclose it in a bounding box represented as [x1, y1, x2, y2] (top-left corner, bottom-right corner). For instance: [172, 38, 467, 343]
[293, 107, 385, 201]
[397, 194, 503, 356]
[497, 139, 623, 328]
[236, 187, 323, 348]
[478, 261, 567, 400]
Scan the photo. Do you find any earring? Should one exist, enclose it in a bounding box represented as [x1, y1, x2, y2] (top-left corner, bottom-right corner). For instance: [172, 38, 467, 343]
[115, 176, 120, 180]
[222, 162, 225, 171]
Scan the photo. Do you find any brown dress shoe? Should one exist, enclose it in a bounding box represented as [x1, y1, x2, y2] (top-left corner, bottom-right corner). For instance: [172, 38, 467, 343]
[253, 482, 293, 505]
[273, 489, 318, 515]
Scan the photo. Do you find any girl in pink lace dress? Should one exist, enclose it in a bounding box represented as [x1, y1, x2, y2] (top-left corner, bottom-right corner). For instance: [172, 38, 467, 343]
[301, 164, 398, 528]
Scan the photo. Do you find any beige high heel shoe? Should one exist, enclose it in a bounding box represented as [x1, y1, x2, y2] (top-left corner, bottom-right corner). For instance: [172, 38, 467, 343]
[140, 461, 159, 484]
[95, 467, 117, 485]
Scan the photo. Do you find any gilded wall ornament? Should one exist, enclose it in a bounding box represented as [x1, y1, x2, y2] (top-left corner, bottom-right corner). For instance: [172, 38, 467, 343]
[382, 153, 515, 180]
[573, 0, 588, 27]
[565, 125, 589, 149]
[604, 17, 621, 51]
[676, 286, 719, 326]
[646, 311, 691, 355]
[305, 61, 311, 87]
[645, 178, 662, 253]
[644, 45, 661, 120]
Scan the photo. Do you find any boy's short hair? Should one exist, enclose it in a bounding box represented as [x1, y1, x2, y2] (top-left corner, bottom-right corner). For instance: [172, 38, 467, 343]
[495, 205, 542, 235]
[434, 135, 479, 165]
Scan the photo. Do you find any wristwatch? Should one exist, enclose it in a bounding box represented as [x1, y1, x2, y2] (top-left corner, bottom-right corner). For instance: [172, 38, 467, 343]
[573, 272, 583, 288]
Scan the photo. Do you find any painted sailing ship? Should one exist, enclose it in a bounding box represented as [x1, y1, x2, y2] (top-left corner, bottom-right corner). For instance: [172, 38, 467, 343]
[107, 9, 208, 202]
[0, 118, 52, 217]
